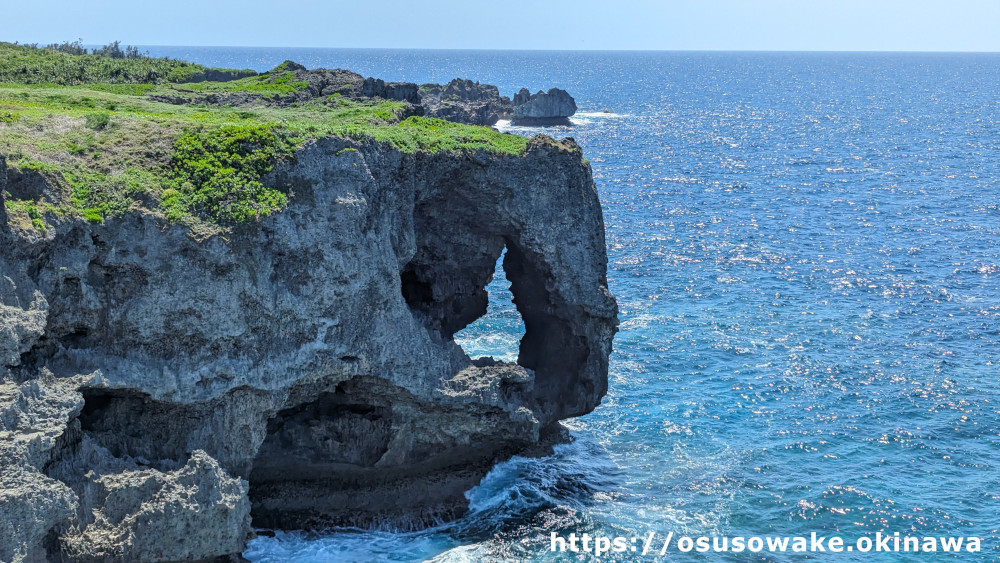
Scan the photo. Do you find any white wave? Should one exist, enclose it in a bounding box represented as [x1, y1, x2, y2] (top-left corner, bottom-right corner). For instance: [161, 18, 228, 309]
[425, 544, 490, 562]
[244, 529, 457, 563]
[453, 331, 520, 362]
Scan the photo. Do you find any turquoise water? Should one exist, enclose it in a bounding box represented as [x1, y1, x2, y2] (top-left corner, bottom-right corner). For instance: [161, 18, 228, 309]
[147, 48, 1000, 560]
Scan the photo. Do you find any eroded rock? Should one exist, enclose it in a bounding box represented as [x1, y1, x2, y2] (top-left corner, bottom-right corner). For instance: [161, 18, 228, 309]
[419, 79, 514, 126]
[54, 449, 250, 562]
[0, 377, 83, 563]
[512, 87, 578, 125]
[0, 134, 617, 559]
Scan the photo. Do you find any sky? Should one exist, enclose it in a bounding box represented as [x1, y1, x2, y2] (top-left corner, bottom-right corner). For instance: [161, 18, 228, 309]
[5, 0, 1000, 52]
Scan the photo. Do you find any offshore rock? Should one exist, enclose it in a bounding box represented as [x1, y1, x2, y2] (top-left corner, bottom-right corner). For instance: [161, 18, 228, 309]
[0, 135, 617, 560]
[512, 87, 578, 125]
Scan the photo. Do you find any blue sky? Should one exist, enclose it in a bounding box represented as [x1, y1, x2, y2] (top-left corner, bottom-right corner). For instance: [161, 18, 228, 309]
[6, 0, 1000, 51]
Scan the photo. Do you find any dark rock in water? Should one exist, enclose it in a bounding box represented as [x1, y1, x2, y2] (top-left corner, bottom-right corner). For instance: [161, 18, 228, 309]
[512, 87, 578, 125]
[0, 134, 618, 559]
[418, 79, 514, 126]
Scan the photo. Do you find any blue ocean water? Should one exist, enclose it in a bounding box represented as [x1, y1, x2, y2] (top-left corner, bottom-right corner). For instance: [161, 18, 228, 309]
[145, 48, 1000, 560]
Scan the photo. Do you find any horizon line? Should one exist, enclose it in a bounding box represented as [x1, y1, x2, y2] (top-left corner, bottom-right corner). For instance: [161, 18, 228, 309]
[10, 41, 1000, 55]
[136, 46, 1000, 55]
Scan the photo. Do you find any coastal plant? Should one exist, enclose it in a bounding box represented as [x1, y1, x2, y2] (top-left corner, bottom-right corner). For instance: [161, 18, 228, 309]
[66, 168, 151, 218]
[91, 40, 147, 59]
[82, 208, 104, 224]
[84, 111, 112, 130]
[44, 39, 87, 55]
[166, 124, 292, 224]
[0, 41, 252, 85]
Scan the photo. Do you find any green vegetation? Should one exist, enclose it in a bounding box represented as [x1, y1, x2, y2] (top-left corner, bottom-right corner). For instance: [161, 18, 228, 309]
[84, 111, 112, 130]
[377, 117, 529, 154]
[168, 66, 309, 96]
[166, 124, 291, 223]
[0, 41, 252, 85]
[0, 45, 530, 232]
[3, 199, 56, 232]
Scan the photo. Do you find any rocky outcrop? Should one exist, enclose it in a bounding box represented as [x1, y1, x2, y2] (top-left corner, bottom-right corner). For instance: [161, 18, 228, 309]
[0, 135, 617, 560]
[149, 64, 421, 109]
[288, 66, 420, 104]
[147, 62, 578, 128]
[181, 68, 258, 83]
[418, 79, 513, 126]
[512, 88, 578, 125]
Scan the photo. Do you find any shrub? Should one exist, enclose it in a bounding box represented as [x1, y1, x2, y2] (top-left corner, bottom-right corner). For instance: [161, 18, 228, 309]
[167, 124, 292, 224]
[82, 208, 104, 224]
[25, 204, 45, 230]
[0, 42, 252, 85]
[45, 39, 87, 55]
[85, 112, 112, 130]
[91, 40, 147, 59]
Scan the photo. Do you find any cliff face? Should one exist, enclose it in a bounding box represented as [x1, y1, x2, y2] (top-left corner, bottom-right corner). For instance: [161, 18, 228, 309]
[0, 137, 618, 561]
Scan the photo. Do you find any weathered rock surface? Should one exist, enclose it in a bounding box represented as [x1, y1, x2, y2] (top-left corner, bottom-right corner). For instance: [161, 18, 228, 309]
[0, 156, 7, 231]
[418, 79, 514, 126]
[512, 88, 578, 125]
[0, 134, 617, 560]
[0, 377, 83, 563]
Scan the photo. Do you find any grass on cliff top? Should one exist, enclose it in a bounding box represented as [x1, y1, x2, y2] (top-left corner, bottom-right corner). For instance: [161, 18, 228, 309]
[161, 62, 316, 96]
[0, 80, 529, 231]
[0, 42, 254, 85]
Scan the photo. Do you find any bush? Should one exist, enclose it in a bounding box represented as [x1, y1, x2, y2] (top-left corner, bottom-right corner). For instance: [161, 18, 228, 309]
[85, 112, 112, 130]
[45, 39, 87, 55]
[82, 208, 104, 224]
[91, 40, 146, 59]
[168, 124, 291, 224]
[0, 42, 253, 85]
[25, 204, 45, 230]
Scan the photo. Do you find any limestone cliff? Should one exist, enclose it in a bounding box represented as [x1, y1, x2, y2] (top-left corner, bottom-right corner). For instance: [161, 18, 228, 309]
[0, 136, 617, 561]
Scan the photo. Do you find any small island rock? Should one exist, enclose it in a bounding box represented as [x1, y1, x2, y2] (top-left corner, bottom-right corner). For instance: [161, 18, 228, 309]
[512, 87, 577, 125]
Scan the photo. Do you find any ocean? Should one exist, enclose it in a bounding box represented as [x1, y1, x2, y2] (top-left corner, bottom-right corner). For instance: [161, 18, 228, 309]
[143, 48, 1000, 561]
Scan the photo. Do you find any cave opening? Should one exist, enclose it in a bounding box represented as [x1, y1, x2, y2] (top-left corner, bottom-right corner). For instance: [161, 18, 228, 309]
[452, 247, 525, 362]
